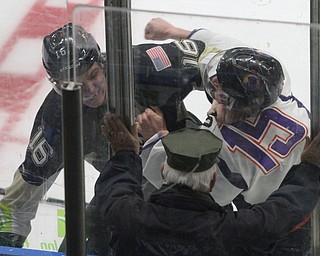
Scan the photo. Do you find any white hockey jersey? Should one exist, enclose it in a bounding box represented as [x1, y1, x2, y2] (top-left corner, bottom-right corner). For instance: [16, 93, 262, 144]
[202, 97, 309, 206]
[141, 29, 310, 207]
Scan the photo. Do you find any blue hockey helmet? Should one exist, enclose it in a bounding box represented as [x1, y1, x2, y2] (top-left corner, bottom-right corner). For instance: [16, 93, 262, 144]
[42, 22, 102, 93]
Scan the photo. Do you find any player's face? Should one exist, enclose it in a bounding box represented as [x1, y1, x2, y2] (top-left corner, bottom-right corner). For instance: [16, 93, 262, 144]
[206, 76, 235, 109]
[78, 62, 108, 108]
[206, 76, 250, 125]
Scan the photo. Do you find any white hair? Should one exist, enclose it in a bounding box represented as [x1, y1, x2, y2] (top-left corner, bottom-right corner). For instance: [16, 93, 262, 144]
[162, 161, 217, 193]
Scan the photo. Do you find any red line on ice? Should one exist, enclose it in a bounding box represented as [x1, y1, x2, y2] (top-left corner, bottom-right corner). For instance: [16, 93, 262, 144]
[0, 0, 102, 148]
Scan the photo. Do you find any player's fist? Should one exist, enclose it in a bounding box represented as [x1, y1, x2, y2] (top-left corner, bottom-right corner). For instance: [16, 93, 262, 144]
[145, 18, 174, 40]
[144, 18, 191, 41]
[136, 107, 167, 141]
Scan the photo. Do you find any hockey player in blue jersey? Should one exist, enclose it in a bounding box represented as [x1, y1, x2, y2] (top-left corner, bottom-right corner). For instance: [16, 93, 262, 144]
[0, 22, 206, 248]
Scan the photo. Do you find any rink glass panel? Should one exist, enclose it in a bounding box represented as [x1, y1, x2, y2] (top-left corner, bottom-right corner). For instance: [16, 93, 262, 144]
[0, 2, 319, 255]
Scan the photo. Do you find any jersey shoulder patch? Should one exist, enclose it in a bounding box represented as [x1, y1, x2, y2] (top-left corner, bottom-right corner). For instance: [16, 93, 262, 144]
[146, 46, 172, 71]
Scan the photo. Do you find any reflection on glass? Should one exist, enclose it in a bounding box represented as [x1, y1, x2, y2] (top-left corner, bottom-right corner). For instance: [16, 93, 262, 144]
[0, 2, 317, 256]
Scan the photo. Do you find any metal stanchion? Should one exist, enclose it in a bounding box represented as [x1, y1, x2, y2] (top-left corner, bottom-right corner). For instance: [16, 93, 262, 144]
[310, 0, 320, 255]
[62, 83, 85, 256]
[104, 0, 135, 128]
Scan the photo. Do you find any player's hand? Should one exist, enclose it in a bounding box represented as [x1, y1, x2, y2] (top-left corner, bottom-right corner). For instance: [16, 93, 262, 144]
[145, 18, 174, 40]
[136, 107, 168, 140]
[144, 18, 191, 40]
[301, 132, 320, 168]
[101, 113, 139, 154]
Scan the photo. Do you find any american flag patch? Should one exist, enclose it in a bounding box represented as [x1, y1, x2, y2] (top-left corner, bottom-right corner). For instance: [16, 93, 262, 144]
[146, 46, 172, 71]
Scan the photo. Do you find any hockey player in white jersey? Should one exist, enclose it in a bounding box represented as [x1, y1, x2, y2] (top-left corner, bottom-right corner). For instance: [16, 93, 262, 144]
[140, 18, 310, 255]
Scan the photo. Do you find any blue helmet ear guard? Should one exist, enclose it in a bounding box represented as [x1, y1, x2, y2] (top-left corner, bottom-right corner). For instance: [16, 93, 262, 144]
[216, 47, 284, 112]
[42, 22, 101, 93]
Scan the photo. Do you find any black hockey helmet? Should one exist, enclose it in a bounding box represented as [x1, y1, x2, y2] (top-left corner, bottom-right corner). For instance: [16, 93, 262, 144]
[204, 47, 284, 113]
[42, 22, 101, 92]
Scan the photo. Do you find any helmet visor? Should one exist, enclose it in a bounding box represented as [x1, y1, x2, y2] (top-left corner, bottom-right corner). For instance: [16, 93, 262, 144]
[205, 76, 235, 110]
